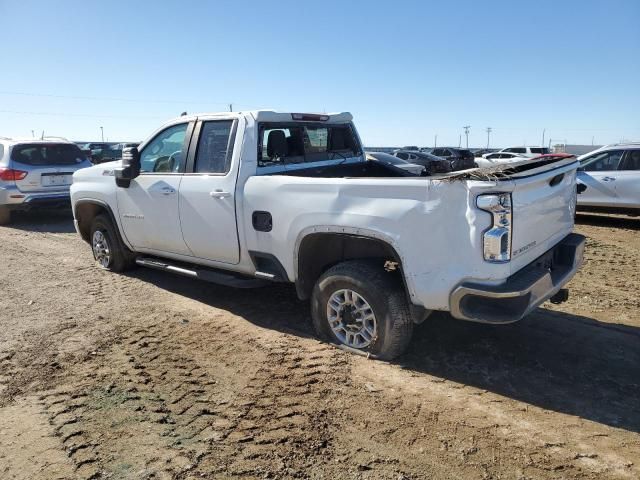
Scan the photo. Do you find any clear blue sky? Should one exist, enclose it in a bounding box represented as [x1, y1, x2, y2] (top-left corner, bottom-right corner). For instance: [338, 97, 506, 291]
[0, 0, 638, 147]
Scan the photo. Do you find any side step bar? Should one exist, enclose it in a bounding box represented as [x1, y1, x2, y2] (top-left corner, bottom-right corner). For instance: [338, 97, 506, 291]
[135, 257, 269, 289]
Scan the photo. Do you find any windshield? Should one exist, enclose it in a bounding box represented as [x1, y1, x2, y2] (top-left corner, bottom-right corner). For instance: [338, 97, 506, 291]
[258, 122, 361, 167]
[11, 143, 87, 166]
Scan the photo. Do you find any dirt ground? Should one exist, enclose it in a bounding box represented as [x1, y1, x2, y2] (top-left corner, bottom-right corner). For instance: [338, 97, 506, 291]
[0, 211, 638, 480]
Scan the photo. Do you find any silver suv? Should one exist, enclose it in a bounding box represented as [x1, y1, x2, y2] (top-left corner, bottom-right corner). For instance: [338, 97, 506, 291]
[0, 137, 92, 225]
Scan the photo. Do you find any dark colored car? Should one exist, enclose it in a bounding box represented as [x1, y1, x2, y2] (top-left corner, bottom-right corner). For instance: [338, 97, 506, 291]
[430, 147, 477, 170]
[393, 150, 452, 174]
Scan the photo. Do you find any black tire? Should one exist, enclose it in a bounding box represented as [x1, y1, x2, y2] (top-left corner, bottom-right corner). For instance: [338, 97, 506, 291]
[89, 214, 136, 272]
[0, 206, 10, 225]
[311, 260, 414, 360]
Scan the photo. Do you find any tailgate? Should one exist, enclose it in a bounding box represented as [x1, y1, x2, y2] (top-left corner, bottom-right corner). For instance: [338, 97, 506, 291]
[508, 158, 578, 273]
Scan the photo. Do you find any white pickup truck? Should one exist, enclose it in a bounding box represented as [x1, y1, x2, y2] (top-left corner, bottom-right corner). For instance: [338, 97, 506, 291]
[71, 111, 585, 359]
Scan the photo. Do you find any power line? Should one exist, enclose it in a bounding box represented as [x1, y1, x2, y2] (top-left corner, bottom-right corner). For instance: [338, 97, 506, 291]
[0, 109, 165, 120]
[0, 90, 262, 109]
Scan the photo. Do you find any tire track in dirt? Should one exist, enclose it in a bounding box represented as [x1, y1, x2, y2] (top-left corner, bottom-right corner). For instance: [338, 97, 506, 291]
[37, 308, 348, 479]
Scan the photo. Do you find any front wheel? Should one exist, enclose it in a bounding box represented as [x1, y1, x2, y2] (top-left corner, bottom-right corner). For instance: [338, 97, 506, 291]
[90, 214, 136, 272]
[311, 260, 414, 360]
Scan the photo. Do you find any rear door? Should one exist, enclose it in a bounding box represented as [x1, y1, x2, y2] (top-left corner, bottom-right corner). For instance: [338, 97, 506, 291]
[178, 118, 240, 264]
[10, 143, 88, 192]
[615, 150, 640, 208]
[116, 122, 193, 255]
[576, 150, 624, 207]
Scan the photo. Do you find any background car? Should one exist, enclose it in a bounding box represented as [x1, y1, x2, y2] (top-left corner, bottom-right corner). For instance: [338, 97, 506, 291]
[476, 151, 529, 168]
[0, 137, 93, 224]
[430, 147, 476, 170]
[366, 152, 425, 175]
[393, 150, 452, 174]
[473, 148, 498, 157]
[498, 146, 550, 156]
[576, 143, 640, 215]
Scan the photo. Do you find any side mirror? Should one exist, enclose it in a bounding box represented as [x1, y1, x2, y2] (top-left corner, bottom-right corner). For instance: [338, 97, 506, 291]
[115, 147, 140, 188]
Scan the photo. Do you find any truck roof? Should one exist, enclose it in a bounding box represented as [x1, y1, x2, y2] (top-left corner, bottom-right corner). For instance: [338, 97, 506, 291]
[163, 110, 353, 125]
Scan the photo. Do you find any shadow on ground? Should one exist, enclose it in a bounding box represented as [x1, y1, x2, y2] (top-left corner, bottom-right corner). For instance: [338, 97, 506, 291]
[576, 212, 640, 230]
[130, 267, 640, 434]
[4, 209, 75, 233]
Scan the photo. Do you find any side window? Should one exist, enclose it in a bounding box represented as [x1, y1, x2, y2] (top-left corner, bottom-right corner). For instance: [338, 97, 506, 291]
[619, 150, 640, 171]
[582, 151, 624, 172]
[396, 152, 409, 160]
[140, 123, 188, 173]
[408, 154, 417, 161]
[431, 149, 441, 156]
[194, 121, 234, 174]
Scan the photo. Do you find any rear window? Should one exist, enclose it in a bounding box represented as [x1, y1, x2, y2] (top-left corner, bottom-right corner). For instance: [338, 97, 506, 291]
[11, 143, 87, 166]
[530, 147, 550, 154]
[258, 123, 361, 167]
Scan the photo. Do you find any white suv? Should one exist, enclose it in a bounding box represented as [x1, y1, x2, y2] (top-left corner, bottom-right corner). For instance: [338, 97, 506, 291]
[0, 137, 92, 224]
[577, 143, 640, 215]
[498, 146, 550, 156]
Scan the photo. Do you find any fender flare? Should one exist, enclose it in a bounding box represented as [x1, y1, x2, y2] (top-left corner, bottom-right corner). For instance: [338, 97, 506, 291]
[73, 198, 131, 249]
[293, 225, 419, 303]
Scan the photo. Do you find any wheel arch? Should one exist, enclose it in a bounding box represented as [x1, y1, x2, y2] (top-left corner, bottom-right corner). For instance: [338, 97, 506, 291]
[74, 199, 120, 244]
[294, 228, 403, 296]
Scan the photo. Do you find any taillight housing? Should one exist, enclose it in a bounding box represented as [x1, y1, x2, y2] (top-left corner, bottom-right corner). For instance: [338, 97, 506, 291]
[0, 167, 28, 181]
[477, 193, 512, 262]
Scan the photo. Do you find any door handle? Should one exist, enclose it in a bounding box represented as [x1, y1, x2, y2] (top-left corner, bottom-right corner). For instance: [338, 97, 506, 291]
[161, 187, 176, 195]
[210, 189, 231, 199]
[602, 176, 616, 182]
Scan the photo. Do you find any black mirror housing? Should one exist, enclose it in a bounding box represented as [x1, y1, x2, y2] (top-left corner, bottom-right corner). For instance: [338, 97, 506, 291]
[115, 147, 140, 188]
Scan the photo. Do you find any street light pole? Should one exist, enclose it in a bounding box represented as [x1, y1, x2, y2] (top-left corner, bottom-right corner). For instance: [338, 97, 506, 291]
[486, 127, 492, 149]
[463, 126, 471, 148]
[434, 134, 438, 149]
[100, 126, 104, 142]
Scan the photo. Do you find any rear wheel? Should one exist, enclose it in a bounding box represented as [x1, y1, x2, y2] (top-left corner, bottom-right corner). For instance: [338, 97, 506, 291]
[311, 260, 413, 360]
[90, 214, 136, 272]
[0, 206, 10, 225]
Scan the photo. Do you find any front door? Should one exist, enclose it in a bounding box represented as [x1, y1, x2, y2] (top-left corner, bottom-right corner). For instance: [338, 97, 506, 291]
[117, 122, 193, 255]
[615, 150, 640, 208]
[577, 150, 624, 207]
[179, 119, 240, 264]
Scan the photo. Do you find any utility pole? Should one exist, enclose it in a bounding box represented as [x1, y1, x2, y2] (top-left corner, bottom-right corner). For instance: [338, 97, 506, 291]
[31, 130, 35, 138]
[458, 134, 462, 148]
[463, 126, 471, 148]
[486, 127, 492, 148]
[542, 128, 546, 147]
[434, 134, 438, 149]
[100, 126, 104, 142]
[229, 103, 233, 112]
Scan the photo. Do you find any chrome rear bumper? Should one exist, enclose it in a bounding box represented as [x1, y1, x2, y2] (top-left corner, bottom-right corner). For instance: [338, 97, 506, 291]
[450, 233, 586, 324]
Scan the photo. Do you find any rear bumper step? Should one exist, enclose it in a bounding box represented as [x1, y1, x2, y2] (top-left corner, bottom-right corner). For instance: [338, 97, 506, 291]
[135, 257, 269, 288]
[450, 233, 586, 324]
